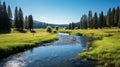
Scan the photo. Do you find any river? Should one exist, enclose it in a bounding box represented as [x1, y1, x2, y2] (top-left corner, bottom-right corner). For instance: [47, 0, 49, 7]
[0, 33, 95, 67]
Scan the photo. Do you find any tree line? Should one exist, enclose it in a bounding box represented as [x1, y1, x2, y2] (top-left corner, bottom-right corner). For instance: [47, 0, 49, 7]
[68, 6, 120, 29]
[0, 1, 34, 32]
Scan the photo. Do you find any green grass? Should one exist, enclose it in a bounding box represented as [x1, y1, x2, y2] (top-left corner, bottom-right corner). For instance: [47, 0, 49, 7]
[60, 29, 120, 67]
[0, 29, 58, 59]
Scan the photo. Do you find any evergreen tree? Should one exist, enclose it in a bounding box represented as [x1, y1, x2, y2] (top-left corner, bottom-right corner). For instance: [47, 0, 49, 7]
[99, 11, 104, 28]
[106, 8, 112, 27]
[103, 15, 107, 27]
[70, 23, 72, 29]
[93, 12, 98, 29]
[80, 15, 84, 29]
[116, 6, 119, 26]
[28, 15, 33, 30]
[68, 23, 71, 29]
[18, 8, 24, 30]
[24, 16, 28, 29]
[77, 22, 80, 29]
[3, 2, 6, 11]
[114, 7, 118, 26]
[14, 7, 19, 29]
[118, 11, 120, 28]
[80, 20, 83, 29]
[71, 22, 75, 29]
[111, 7, 115, 27]
[7, 5, 12, 27]
[7, 5, 12, 19]
[68, 22, 75, 29]
[80, 14, 88, 29]
[2, 2, 11, 31]
[0, 1, 3, 30]
[88, 10, 92, 28]
[91, 18, 94, 29]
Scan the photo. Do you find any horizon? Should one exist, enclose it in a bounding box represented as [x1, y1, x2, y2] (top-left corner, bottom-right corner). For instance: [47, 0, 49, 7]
[1, 0, 120, 24]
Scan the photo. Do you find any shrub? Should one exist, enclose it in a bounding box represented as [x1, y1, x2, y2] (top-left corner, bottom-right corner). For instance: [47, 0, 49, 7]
[46, 26, 53, 33]
[55, 26, 59, 31]
[53, 30, 57, 33]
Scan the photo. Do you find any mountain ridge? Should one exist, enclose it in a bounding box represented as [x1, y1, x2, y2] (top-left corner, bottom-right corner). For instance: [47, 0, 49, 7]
[33, 20, 68, 28]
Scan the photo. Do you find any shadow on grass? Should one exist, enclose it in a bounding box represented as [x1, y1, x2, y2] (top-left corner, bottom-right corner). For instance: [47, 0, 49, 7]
[0, 29, 36, 34]
[18, 30, 27, 33]
[0, 30, 11, 34]
[30, 30, 36, 33]
[13, 29, 27, 33]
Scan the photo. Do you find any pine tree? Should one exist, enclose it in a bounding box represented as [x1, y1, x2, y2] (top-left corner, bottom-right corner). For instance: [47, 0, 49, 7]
[18, 8, 24, 30]
[103, 15, 107, 27]
[111, 7, 115, 27]
[118, 11, 120, 28]
[7, 5, 12, 19]
[99, 11, 104, 28]
[2, 2, 11, 31]
[116, 6, 119, 26]
[93, 12, 98, 29]
[77, 22, 80, 29]
[14, 6, 19, 29]
[80, 14, 88, 29]
[28, 15, 33, 30]
[25, 16, 28, 29]
[68, 23, 71, 29]
[88, 10, 92, 28]
[71, 22, 75, 29]
[114, 7, 118, 26]
[106, 8, 112, 27]
[0, 1, 3, 30]
[7, 5, 12, 27]
[80, 20, 83, 29]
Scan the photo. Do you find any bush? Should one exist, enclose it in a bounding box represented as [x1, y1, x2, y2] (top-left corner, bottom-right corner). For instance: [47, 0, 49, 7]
[46, 26, 53, 33]
[55, 26, 59, 31]
[53, 30, 57, 33]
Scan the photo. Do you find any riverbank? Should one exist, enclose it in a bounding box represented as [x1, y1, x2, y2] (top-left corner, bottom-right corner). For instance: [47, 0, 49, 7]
[0, 29, 58, 60]
[60, 29, 120, 67]
[0, 33, 94, 67]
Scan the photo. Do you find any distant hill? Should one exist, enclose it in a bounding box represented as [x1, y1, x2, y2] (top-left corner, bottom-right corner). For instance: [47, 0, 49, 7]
[33, 20, 68, 28]
[33, 20, 47, 28]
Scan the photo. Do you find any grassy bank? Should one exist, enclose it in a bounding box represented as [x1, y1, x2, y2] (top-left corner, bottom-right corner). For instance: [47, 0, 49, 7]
[0, 29, 58, 60]
[60, 29, 120, 67]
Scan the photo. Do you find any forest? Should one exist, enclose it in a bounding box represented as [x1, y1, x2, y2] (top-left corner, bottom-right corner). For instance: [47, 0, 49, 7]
[0, 1, 34, 32]
[68, 6, 120, 29]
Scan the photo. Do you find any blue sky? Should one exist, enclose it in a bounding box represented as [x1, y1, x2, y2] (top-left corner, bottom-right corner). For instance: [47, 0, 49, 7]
[1, 0, 120, 24]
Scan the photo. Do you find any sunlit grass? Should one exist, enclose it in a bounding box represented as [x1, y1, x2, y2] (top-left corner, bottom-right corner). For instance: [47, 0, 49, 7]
[0, 29, 58, 59]
[60, 28, 120, 67]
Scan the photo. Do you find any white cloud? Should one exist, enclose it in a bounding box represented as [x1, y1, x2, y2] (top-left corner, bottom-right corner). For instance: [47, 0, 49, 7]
[40, 16, 46, 19]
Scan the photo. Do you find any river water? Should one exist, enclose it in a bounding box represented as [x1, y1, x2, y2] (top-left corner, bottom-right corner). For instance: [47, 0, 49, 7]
[0, 33, 95, 67]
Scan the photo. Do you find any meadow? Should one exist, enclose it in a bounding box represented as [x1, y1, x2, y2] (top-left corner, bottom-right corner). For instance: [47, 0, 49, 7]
[60, 28, 120, 67]
[0, 29, 58, 59]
